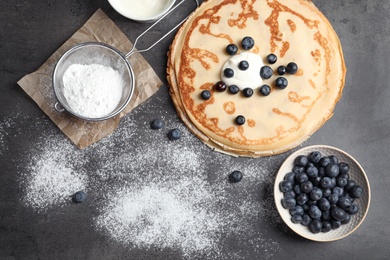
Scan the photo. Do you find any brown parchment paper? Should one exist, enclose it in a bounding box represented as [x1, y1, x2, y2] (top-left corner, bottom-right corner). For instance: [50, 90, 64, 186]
[17, 9, 163, 149]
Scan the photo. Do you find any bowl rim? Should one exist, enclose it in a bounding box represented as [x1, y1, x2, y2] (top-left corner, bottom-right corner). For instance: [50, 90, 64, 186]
[108, 0, 176, 22]
[52, 42, 135, 121]
[274, 144, 371, 242]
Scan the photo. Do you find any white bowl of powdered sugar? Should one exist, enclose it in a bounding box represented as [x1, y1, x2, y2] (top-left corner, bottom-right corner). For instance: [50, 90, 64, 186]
[53, 42, 134, 121]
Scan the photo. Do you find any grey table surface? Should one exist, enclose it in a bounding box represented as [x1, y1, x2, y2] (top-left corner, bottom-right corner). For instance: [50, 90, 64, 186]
[1, 0, 389, 259]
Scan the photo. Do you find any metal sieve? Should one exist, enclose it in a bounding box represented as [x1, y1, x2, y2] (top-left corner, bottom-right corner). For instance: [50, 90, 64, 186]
[53, 0, 199, 121]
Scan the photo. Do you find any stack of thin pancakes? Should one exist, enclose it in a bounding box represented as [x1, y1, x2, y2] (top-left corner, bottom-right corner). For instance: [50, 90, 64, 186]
[167, 0, 346, 157]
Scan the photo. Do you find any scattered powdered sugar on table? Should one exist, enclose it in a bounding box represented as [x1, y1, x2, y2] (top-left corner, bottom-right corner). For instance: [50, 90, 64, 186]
[0, 116, 14, 155]
[62, 63, 124, 118]
[21, 133, 88, 211]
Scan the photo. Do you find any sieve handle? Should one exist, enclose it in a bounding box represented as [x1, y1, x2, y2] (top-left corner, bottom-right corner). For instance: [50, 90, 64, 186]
[125, 0, 199, 59]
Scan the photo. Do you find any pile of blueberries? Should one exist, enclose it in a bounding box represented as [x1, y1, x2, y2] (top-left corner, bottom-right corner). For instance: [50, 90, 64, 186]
[279, 151, 364, 234]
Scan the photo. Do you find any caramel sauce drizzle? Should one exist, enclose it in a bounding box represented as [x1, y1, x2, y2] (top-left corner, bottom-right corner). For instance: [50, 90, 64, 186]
[176, 0, 333, 147]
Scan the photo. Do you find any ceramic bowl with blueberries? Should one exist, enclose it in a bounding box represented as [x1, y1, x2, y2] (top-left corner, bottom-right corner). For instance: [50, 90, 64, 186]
[274, 145, 371, 242]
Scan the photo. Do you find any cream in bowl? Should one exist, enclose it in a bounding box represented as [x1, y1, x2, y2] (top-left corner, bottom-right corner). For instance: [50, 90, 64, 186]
[108, 0, 176, 22]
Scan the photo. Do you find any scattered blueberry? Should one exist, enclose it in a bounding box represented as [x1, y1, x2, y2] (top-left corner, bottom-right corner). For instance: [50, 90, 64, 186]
[228, 85, 240, 94]
[241, 36, 255, 50]
[277, 65, 286, 75]
[226, 44, 238, 55]
[260, 66, 273, 79]
[229, 170, 243, 183]
[201, 90, 212, 100]
[239, 60, 249, 70]
[72, 191, 86, 203]
[168, 129, 181, 140]
[215, 81, 227, 92]
[275, 77, 288, 89]
[286, 62, 298, 75]
[235, 115, 246, 125]
[243, 88, 254, 98]
[224, 68, 234, 78]
[259, 84, 271, 96]
[267, 53, 277, 64]
[150, 119, 164, 130]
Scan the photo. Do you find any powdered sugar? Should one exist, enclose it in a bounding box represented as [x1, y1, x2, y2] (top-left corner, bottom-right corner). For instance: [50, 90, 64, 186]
[63, 63, 124, 118]
[16, 109, 282, 258]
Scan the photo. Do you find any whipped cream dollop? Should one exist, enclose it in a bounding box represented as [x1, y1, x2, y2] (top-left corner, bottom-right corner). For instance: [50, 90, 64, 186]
[221, 52, 264, 90]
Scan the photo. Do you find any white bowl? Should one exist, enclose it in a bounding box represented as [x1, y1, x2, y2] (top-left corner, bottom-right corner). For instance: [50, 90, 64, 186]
[274, 145, 371, 242]
[108, 0, 176, 23]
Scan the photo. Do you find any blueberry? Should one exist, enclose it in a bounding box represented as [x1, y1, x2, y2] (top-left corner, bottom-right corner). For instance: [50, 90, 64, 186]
[309, 219, 322, 234]
[301, 214, 312, 226]
[228, 85, 240, 94]
[150, 119, 164, 130]
[200, 90, 212, 100]
[259, 84, 271, 96]
[168, 129, 181, 140]
[300, 181, 313, 194]
[337, 196, 352, 210]
[291, 215, 303, 224]
[260, 66, 273, 79]
[336, 176, 348, 187]
[338, 162, 349, 174]
[281, 197, 296, 209]
[322, 188, 332, 198]
[267, 53, 277, 64]
[235, 115, 246, 125]
[286, 62, 298, 75]
[345, 180, 356, 191]
[292, 165, 305, 174]
[306, 166, 318, 178]
[284, 172, 296, 183]
[325, 163, 339, 178]
[328, 193, 339, 205]
[279, 180, 293, 192]
[317, 167, 326, 177]
[277, 65, 286, 75]
[347, 203, 359, 215]
[310, 176, 322, 186]
[72, 191, 86, 203]
[241, 36, 255, 50]
[302, 204, 310, 212]
[224, 68, 235, 78]
[350, 185, 364, 198]
[215, 81, 227, 92]
[294, 155, 309, 167]
[308, 151, 322, 164]
[321, 210, 331, 221]
[239, 60, 249, 70]
[242, 88, 254, 98]
[284, 190, 296, 198]
[309, 187, 323, 201]
[295, 172, 308, 183]
[318, 198, 331, 211]
[330, 177, 337, 189]
[296, 193, 308, 205]
[226, 44, 238, 55]
[275, 77, 288, 89]
[341, 213, 351, 224]
[331, 220, 342, 230]
[331, 206, 347, 221]
[318, 156, 331, 167]
[293, 184, 302, 195]
[328, 155, 339, 164]
[344, 193, 355, 203]
[229, 170, 243, 183]
[289, 206, 304, 216]
[322, 221, 332, 233]
[320, 177, 333, 189]
[333, 186, 344, 196]
[308, 205, 322, 219]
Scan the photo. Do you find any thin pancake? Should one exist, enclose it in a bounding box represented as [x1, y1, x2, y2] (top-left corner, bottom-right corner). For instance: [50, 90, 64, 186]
[167, 0, 346, 157]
